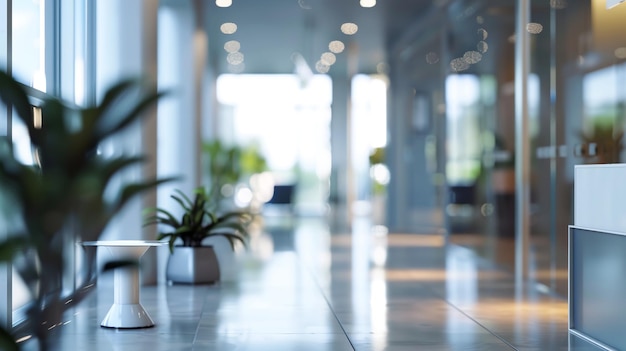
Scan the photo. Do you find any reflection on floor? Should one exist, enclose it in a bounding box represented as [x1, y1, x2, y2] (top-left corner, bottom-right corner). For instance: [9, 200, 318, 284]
[18, 216, 601, 350]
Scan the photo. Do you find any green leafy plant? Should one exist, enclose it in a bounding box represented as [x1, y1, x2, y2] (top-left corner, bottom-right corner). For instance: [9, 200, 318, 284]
[143, 186, 252, 254]
[0, 70, 174, 351]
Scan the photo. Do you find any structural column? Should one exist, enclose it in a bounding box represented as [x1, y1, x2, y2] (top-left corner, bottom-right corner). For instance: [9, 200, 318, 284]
[95, 0, 160, 284]
[155, 0, 202, 284]
[330, 74, 352, 230]
[514, 0, 531, 286]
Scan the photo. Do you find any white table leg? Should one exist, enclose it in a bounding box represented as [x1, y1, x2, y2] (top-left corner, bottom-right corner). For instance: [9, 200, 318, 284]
[100, 247, 155, 329]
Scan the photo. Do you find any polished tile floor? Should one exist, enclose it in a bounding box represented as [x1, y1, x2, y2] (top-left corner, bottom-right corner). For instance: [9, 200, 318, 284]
[18, 215, 603, 350]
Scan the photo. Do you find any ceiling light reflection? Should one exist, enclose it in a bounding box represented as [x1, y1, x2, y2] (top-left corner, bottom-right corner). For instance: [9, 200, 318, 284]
[463, 51, 482, 64]
[298, 0, 312, 9]
[341, 22, 358, 35]
[426, 52, 439, 64]
[550, 0, 568, 9]
[450, 58, 470, 72]
[216, 0, 232, 7]
[16, 335, 32, 343]
[615, 47, 626, 59]
[376, 62, 389, 74]
[320, 52, 336, 65]
[315, 61, 330, 73]
[360, 0, 376, 7]
[329, 40, 345, 53]
[224, 40, 240, 53]
[477, 41, 488, 53]
[526, 22, 543, 34]
[227, 52, 244, 65]
[220, 22, 237, 34]
[477, 28, 488, 40]
[228, 63, 245, 73]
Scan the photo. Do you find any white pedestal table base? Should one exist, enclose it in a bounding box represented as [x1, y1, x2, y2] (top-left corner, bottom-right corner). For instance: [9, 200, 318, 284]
[81, 240, 164, 329]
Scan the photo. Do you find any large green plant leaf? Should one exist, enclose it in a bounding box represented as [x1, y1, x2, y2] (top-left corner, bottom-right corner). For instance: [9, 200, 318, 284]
[0, 71, 35, 139]
[0, 236, 30, 261]
[0, 327, 19, 351]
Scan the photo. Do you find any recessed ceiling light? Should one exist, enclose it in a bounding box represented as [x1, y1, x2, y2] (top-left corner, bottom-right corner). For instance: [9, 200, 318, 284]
[315, 60, 330, 73]
[550, 0, 567, 9]
[227, 52, 244, 65]
[216, 0, 232, 7]
[477, 41, 488, 54]
[298, 0, 312, 9]
[463, 51, 482, 64]
[224, 40, 240, 53]
[477, 28, 488, 40]
[360, 0, 376, 8]
[376, 62, 389, 74]
[220, 22, 237, 34]
[329, 40, 345, 54]
[321, 52, 336, 65]
[425, 52, 439, 64]
[615, 47, 626, 59]
[526, 22, 543, 34]
[450, 57, 469, 72]
[341, 23, 358, 35]
[228, 63, 245, 73]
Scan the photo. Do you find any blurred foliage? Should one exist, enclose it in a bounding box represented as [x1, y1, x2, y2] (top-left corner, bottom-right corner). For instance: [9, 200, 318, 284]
[369, 147, 385, 165]
[201, 140, 267, 205]
[369, 147, 388, 195]
[579, 116, 624, 164]
[0, 70, 174, 350]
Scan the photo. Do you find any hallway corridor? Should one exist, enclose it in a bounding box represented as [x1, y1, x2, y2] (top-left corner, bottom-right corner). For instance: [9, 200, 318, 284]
[18, 216, 601, 350]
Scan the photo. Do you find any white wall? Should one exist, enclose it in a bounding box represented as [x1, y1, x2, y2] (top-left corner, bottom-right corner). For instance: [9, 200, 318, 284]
[156, 1, 201, 284]
[95, 0, 160, 283]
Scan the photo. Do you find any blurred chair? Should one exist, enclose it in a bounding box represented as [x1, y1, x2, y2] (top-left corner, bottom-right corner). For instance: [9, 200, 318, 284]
[262, 184, 297, 246]
[265, 184, 296, 212]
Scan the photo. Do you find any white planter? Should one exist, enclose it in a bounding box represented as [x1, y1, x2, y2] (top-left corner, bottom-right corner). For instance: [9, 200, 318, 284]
[166, 246, 220, 284]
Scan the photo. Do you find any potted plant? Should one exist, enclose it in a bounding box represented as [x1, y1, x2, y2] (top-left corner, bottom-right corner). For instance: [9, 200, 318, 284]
[143, 186, 252, 284]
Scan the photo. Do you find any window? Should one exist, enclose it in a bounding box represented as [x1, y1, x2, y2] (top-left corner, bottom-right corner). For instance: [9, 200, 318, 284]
[216, 74, 333, 213]
[12, 0, 46, 91]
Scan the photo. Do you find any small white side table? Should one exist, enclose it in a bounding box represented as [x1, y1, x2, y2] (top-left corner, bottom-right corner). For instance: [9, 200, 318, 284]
[81, 240, 164, 329]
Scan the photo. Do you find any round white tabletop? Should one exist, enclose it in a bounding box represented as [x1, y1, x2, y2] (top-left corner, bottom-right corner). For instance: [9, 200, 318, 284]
[81, 240, 165, 247]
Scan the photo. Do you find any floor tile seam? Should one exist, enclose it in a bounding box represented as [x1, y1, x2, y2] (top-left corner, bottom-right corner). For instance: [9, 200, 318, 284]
[194, 332, 350, 335]
[190, 288, 213, 346]
[444, 242, 568, 300]
[436, 243, 525, 350]
[434, 287, 519, 351]
[294, 253, 356, 351]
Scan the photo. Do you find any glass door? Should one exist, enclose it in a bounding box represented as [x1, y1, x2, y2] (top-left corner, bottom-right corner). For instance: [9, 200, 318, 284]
[529, 0, 626, 297]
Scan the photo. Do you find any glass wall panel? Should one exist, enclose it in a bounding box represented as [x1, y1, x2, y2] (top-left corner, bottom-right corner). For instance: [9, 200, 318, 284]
[527, 0, 557, 294]
[527, 0, 626, 297]
[9, 0, 88, 320]
[351, 74, 388, 226]
[442, 1, 518, 272]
